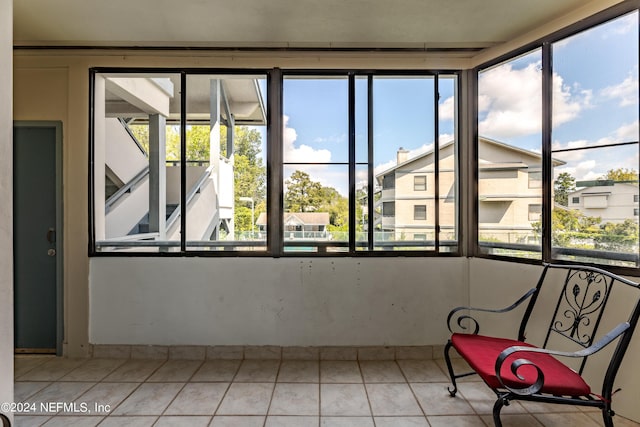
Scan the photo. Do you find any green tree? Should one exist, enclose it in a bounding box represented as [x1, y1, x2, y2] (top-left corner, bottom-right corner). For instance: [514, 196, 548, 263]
[554, 172, 575, 206]
[602, 168, 638, 182]
[285, 170, 324, 212]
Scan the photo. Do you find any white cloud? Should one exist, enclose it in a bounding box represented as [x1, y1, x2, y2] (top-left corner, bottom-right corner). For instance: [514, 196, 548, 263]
[553, 121, 640, 181]
[478, 61, 591, 139]
[601, 75, 639, 107]
[439, 133, 455, 144]
[616, 120, 639, 141]
[283, 115, 331, 163]
[439, 96, 455, 121]
[605, 13, 637, 37]
[313, 134, 347, 144]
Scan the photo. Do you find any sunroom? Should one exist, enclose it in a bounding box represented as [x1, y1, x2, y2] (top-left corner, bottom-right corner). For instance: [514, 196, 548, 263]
[2, 0, 640, 425]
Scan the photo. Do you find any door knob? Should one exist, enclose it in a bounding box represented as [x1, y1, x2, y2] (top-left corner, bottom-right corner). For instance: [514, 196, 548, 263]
[47, 248, 56, 256]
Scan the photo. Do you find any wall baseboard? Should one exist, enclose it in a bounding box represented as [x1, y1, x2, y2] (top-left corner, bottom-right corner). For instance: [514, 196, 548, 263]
[90, 344, 454, 360]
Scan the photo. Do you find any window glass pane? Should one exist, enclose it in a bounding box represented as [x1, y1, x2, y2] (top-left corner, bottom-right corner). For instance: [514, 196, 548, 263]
[283, 165, 349, 253]
[551, 12, 639, 267]
[283, 76, 349, 253]
[355, 77, 372, 251]
[373, 76, 436, 251]
[414, 205, 427, 220]
[478, 50, 543, 259]
[283, 77, 348, 163]
[439, 75, 458, 252]
[355, 76, 369, 164]
[414, 176, 427, 191]
[94, 73, 182, 253]
[184, 74, 267, 251]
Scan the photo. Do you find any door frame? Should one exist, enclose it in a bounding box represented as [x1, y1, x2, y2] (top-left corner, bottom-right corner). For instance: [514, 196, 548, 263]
[13, 121, 64, 356]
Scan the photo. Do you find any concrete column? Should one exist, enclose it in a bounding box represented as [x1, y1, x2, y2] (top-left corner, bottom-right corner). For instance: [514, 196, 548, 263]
[0, 0, 14, 421]
[210, 80, 221, 239]
[148, 114, 167, 240]
[93, 75, 106, 241]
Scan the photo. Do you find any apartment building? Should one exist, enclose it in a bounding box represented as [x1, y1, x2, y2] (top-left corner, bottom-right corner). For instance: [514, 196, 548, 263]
[376, 137, 562, 244]
[569, 181, 640, 223]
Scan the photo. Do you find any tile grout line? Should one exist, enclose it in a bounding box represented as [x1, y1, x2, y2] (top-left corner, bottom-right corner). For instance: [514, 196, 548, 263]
[98, 358, 169, 423]
[396, 359, 430, 424]
[209, 359, 243, 421]
[356, 360, 376, 427]
[262, 359, 282, 427]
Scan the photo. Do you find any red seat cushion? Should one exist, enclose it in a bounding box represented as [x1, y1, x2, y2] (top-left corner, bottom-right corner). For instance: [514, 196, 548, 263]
[451, 333, 591, 396]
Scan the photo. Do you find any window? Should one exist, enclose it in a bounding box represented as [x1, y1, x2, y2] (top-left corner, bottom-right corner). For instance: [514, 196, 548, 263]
[383, 202, 395, 217]
[551, 11, 639, 268]
[93, 72, 183, 253]
[635, 195, 639, 203]
[635, 208, 639, 216]
[91, 69, 460, 256]
[528, 170, 542, 189]
[371, 75, 457, 252]
[382, 174, 395, 189]
[283, 75, 349, 252]
[528, 204, 542, 222]
[476, 6, 640, 270]
[92, 70, 267, 254]
[414, 205, 427, 220]
[477, 49, 542, 260]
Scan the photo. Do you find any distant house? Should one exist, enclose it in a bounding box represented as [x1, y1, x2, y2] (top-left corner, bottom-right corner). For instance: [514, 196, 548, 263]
[568, 181, 639, 223]
[256, 212, 331, 239]
[375, 137, 564, 243]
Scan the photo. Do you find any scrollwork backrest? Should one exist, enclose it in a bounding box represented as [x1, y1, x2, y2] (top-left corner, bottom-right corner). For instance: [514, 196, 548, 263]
[545, 268, 613, 350]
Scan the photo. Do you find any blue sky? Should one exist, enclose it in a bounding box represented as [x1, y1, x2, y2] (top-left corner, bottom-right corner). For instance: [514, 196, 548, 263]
[281, 75, 456, 195]
[478, 11, 638, 183]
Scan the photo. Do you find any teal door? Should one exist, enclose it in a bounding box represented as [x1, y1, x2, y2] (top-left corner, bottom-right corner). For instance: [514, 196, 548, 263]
[13, 124, 62, 354]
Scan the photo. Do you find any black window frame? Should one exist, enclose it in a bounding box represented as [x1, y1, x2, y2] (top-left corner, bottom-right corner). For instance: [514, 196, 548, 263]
[472, 1, 640, 275]
[89, 67, 462, 257]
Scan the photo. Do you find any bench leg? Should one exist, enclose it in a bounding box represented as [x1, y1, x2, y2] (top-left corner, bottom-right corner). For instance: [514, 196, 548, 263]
[444, 340, 459, 397]
[602, 408, 614, 427]
[492, 396, 506, 427]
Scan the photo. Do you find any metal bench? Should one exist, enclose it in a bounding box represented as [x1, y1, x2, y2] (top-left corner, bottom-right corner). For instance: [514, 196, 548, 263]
[444, 263, 640, 427]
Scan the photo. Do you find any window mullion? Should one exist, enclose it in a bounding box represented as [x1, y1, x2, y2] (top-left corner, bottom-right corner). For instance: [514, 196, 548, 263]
[180, 72, 187, 253]
[349, 73, 356, 253]
[268, 68, 284, 255]
[434, 74, 440, 252]
[367, 75, 374, 251]
[542, 42, 553, 262]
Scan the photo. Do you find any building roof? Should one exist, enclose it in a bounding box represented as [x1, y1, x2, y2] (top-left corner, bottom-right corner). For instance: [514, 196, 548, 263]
[376, 137, 565, 179]
[256, 212, 330, 226]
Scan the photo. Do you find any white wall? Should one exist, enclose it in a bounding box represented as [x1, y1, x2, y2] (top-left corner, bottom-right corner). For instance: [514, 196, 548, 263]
[0, 0, 13, 420]
[90, 257, 468, 346]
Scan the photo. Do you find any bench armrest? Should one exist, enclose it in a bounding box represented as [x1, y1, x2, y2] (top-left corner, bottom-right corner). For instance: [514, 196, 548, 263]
[447, 288, 537, 334]
[494, 322, 631, 395]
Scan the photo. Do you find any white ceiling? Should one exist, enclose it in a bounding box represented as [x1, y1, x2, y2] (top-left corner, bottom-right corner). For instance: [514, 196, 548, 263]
[13, 0, 589, 51]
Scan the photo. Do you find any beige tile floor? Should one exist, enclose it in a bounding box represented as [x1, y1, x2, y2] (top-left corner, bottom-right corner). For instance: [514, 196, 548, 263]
[10, 356, 640, 427]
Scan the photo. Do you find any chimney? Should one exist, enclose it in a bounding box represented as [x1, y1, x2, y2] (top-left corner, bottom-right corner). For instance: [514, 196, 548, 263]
[397, 147, 409, 164]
